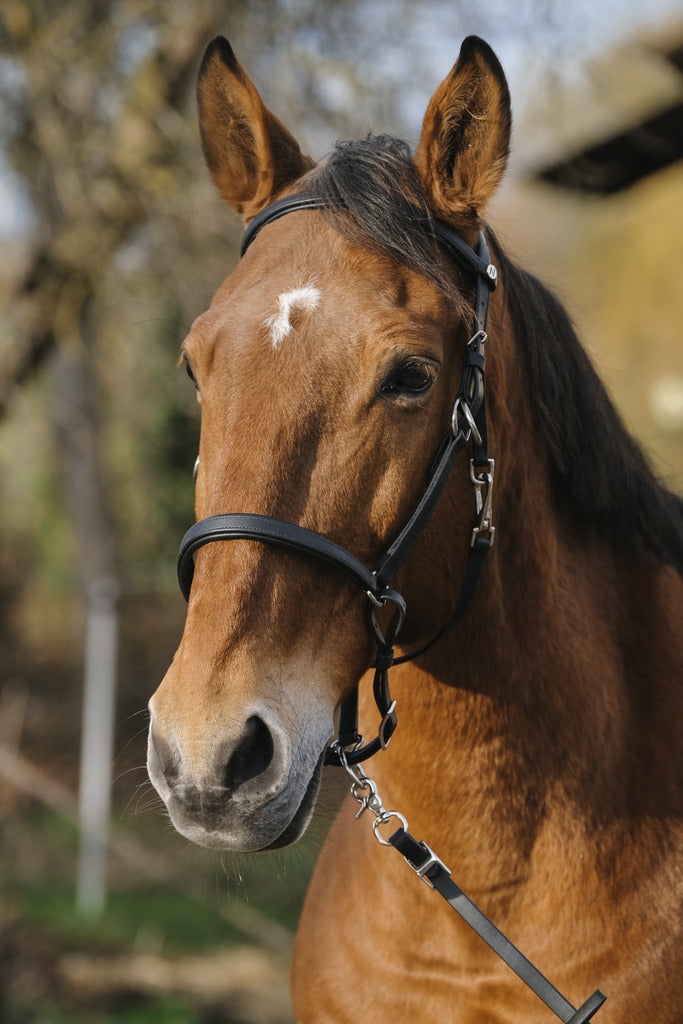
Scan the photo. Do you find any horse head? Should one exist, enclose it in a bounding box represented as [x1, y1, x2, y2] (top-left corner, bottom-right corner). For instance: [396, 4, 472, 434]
[147, 36, 511, 852]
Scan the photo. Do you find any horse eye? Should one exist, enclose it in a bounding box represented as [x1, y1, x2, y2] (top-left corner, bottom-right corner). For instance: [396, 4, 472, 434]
[184, 358, 197, 386]
[381, 359, 436, 398]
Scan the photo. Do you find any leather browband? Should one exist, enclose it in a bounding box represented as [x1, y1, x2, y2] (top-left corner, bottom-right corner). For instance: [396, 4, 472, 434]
[240, 191, 498, 287]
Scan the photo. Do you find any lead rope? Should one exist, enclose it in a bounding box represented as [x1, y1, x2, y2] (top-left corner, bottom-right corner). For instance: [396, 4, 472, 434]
[332, 746, 606, 1024]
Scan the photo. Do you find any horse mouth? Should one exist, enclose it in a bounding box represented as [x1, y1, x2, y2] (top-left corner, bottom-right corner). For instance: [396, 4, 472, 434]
[263, 749, 325, 850]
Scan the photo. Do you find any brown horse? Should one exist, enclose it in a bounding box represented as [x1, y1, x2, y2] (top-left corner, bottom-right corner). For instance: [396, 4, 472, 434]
[147, 35, 683, 1023]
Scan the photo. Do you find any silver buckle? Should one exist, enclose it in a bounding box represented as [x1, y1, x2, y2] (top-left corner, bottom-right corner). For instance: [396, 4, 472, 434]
[467, 329, 487, 350]
[404, 840, 450, 888]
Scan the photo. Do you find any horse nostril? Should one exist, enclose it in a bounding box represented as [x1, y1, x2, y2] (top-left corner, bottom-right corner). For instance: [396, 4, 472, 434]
[225, 715, 275, 791]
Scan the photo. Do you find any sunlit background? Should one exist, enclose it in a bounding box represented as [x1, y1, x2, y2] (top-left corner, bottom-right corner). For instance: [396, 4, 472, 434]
[1, 2, 681, 1022]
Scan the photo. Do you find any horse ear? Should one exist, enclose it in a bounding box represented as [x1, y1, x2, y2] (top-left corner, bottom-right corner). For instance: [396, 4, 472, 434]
[197, 37, 315, 220]
[415, 36, 511, 222]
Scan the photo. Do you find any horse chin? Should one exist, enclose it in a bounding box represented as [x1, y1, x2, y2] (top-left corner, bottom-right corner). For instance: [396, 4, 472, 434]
[161, 747, 326, 854]
[263, 749, 325, 850]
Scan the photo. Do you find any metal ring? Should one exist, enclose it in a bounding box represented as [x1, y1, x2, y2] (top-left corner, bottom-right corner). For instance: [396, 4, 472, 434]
[451, 398, 483, 447]
[372, 810, 408, 846]
[368, 588, 406, 649]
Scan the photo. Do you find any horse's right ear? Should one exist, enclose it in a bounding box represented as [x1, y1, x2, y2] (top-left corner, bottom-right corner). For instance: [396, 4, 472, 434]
[197, 38, 315, 221]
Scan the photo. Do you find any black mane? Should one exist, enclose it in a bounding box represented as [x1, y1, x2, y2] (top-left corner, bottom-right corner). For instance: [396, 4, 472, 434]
[491, 240, 683, 571]
[304, 136, 463, 301]
[306, 135, 683, 571]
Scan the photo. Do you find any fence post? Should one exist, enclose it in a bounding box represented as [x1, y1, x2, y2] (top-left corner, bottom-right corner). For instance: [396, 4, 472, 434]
[76, 575, 119, 916]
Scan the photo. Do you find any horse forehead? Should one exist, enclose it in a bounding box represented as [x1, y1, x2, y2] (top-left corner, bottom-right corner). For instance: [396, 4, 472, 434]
[195, 231, 448, 359]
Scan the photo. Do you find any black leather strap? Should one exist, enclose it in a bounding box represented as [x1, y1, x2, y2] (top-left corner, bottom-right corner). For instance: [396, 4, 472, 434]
[393, 534, 491, 666]
[325, 587, 404, 767]
[178, 513, 379, 602]
[374, 427, 469, 590]
[240, 193, 328, 256]
[241, 192, 498, 295]
[336, 686, 361, 749]
[389, 827, 606, 1023]
[432, 218, 498, 293]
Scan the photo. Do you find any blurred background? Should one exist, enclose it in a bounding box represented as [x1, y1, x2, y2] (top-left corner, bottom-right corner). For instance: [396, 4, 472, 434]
[0, 1, 681, 1022]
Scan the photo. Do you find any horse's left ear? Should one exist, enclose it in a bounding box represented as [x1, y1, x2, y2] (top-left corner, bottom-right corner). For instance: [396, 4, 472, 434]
[197, 37, 315, 221]
[415, 36, 511, 222]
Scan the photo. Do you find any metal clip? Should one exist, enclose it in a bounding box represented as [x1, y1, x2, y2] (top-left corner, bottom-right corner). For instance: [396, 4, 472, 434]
[470, 458, 495, 547]
[467, 329, 487, 352]
[351, 776, 384, 819]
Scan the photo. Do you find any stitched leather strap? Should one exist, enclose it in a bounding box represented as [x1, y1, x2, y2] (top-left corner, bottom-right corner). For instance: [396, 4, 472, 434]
[240, 191, 499, 293]
[240, 193, 327, 256]
[178, 513, 379, 602]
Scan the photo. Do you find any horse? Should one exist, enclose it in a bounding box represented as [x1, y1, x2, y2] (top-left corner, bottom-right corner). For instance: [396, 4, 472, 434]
[146, 34, 683, 1023]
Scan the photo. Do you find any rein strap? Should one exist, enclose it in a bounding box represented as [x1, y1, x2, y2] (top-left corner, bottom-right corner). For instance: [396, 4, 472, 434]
[389, 825, 607, 1024]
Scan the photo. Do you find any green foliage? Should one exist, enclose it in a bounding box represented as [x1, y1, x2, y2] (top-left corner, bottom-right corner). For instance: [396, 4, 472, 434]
[10, 880, 243, 952]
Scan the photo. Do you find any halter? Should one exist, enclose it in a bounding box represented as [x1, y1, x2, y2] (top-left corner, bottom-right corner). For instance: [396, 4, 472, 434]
[175, 192, 606, 1023]
[177, 191, 497, 766]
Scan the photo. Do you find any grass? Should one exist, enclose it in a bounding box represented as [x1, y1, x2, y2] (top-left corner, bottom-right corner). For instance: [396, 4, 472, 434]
[11, 880, 243, 953]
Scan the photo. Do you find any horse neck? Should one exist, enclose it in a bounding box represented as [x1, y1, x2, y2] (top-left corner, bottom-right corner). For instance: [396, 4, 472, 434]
[370, 341, 683, 894]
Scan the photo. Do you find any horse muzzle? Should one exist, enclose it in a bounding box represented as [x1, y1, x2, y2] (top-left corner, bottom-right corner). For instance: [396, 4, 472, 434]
[146, 703, 330, 851]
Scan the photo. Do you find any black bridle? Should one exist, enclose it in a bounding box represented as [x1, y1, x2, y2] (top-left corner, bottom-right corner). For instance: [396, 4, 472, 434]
[174, 192, 606, 1023]
[177, 191, 497, 766]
